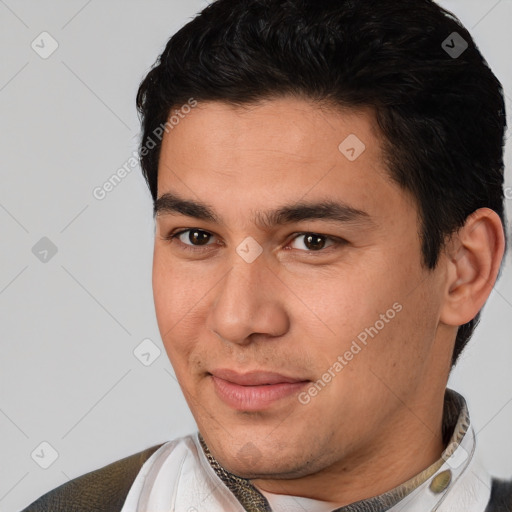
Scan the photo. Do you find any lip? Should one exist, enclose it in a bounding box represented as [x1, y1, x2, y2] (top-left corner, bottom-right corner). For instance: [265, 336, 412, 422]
[209, 369, 310, 411]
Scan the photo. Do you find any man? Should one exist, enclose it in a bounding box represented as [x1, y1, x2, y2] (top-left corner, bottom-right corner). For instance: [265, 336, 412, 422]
[21, 0, 511, 510]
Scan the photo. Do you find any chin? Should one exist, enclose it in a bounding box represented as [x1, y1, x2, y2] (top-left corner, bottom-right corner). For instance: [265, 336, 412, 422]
[211, 443, 316, 480]
[196, 409, 328, 477]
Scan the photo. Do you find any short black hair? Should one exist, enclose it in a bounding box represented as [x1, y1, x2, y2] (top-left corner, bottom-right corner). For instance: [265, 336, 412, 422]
[136, 0, 507, 367]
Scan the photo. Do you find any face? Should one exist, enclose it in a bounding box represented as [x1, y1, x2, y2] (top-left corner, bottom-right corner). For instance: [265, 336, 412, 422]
[152, 97, 451, 481]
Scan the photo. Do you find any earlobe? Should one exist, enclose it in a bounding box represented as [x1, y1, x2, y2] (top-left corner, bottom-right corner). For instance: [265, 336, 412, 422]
[440, 208, 505, 327]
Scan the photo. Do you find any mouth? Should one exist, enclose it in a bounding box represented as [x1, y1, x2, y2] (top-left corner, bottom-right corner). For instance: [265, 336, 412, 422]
[209, 369, 310, 411]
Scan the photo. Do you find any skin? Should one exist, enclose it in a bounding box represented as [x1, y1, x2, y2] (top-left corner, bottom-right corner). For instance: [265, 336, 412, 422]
[151, 97, 505, 505]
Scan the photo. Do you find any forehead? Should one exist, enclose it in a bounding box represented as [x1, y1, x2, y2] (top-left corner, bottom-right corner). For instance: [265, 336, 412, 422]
[156, 97, 412, 224]
[160, 97, 382, 166]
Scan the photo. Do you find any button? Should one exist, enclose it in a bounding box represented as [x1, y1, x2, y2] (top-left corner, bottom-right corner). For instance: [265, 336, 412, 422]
[429, 469, 452, 493]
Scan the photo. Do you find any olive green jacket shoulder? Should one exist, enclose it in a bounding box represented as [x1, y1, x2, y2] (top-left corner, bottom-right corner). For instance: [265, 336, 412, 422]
[20, 443, 164, 512]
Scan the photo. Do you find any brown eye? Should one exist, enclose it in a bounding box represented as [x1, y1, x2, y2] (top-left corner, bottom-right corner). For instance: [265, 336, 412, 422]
[185, 229, 211, 246]
[165, 228, 218, 252]
[290, 233, 336, 252]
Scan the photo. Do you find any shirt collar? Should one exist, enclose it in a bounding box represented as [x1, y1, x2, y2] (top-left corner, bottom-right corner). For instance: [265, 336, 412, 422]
[198, 388, 490, 512]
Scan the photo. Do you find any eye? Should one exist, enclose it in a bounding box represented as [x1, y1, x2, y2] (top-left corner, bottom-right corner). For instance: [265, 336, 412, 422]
[289, 232, 339, 252]
[165, 228, 218, 252]
[164, 228, 345, 255]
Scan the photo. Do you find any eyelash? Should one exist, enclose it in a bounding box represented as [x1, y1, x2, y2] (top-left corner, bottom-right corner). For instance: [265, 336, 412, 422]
[163, 229, 346, 255]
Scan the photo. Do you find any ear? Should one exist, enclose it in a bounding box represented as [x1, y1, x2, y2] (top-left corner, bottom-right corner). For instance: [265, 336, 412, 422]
[440, 208, 505, 327]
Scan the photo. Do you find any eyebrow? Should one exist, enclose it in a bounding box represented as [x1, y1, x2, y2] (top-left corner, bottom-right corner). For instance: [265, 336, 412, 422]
[154, 191, 373, 230]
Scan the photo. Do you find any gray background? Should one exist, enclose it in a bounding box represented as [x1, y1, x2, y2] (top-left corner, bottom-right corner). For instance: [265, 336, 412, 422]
[0, 1, 511, 511]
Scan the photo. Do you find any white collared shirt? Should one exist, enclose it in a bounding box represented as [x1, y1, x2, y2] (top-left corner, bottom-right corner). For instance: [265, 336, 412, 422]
[120, 390, 492, 512]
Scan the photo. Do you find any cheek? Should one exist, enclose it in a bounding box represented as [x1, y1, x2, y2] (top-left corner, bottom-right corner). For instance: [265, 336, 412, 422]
[152, 250, 201, 354]
[153, 247, 201, 318]
[343, 278, 441, 394]
[283, 271, 399, 383]
[307, 258, 425, 370]
[313, 267, 395, 332]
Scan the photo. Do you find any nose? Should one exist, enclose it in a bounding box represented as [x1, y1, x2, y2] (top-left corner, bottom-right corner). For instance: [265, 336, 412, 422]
[207, 256, 289, 346]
